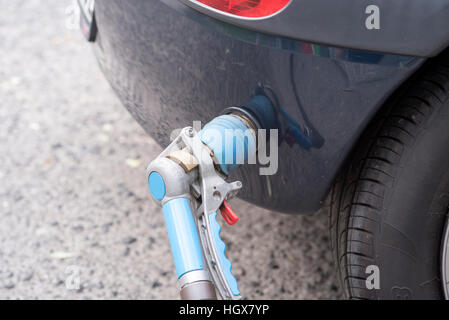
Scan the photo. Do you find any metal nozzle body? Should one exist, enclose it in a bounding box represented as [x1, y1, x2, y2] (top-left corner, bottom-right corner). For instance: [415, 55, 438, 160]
[179, 270, 217, 300]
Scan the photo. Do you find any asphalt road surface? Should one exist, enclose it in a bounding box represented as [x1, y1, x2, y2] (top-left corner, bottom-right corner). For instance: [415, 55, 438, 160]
[0, 0, 343, 299]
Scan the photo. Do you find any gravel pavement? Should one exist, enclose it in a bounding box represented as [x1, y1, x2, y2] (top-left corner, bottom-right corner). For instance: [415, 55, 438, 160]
[0, 0, 343, 299]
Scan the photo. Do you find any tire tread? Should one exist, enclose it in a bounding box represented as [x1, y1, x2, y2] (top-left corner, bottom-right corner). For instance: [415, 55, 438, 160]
[329, 52, 449, 299]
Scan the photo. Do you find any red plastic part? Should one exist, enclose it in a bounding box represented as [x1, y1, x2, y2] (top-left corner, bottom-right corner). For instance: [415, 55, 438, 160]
[220, 200, 239, 225]
[196, 0, 290, 18]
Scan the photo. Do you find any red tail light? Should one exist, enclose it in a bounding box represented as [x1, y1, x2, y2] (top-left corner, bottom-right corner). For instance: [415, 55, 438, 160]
[195, 0, 291, 18]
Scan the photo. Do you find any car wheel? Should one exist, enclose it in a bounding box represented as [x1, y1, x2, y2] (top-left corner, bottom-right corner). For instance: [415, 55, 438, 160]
[329, 51, 449, 299]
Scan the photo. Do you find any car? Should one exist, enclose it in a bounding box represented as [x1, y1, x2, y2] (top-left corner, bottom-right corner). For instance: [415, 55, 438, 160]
[81, 0, 449, 299]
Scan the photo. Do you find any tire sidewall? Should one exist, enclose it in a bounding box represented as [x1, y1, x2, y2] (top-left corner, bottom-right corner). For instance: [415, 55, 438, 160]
[374, 100, 449, 299]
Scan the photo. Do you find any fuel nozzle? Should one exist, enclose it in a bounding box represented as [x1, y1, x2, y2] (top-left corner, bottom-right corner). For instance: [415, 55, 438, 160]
[146, 114, 257, 300]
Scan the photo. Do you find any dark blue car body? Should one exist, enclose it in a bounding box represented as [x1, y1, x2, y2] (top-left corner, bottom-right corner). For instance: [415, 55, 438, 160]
[92, 0, 448, 214]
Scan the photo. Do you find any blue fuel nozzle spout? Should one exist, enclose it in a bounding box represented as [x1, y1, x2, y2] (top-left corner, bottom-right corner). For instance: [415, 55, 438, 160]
[146, 114, 257, 300]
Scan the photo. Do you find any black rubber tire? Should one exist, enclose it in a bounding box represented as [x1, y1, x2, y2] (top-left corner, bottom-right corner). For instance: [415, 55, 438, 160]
[329, 51, 449, 300]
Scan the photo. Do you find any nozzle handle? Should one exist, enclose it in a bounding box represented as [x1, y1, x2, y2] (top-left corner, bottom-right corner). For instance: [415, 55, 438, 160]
[209, 212, 240, 296]
[162, 198, 204, 279]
